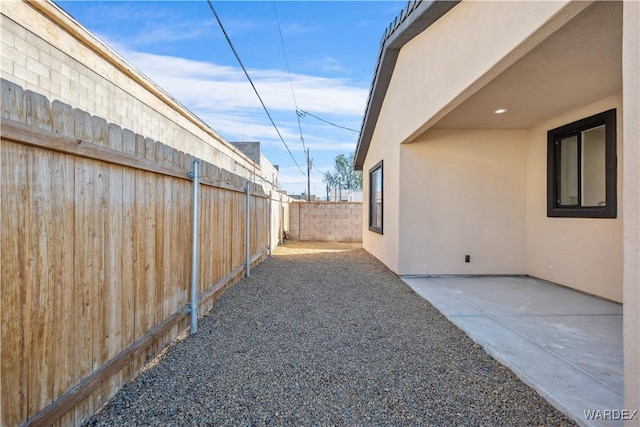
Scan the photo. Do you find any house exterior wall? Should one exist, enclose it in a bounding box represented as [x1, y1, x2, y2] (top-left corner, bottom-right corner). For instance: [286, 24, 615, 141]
[361, 1, 587, 276]
[387, 0, 590, 145]
[525, 95, 623, 303]
[361, 108, 401, 272]
[0, 1, 272, 187]
[359, 0, 638, 416]
[398, 130, 526, 275]
[622, 0, 640, 413]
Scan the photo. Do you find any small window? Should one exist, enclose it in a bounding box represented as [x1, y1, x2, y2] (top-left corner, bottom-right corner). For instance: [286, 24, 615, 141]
[547, 109, 616, 218]
[369, 160, 383, 233]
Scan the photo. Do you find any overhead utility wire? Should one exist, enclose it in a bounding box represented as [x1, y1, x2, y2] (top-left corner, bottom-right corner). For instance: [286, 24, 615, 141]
[273, 1, 306, 154]
[297, 109, 360, 133]
[272, 1, 312, 199]
[206, 0, 305, 176]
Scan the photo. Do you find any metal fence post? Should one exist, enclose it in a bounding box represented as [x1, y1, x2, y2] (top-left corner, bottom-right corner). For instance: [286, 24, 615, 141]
[246, 180, 251, 277]
[268, 190, 273, 256]
[189, 159, 200, 335]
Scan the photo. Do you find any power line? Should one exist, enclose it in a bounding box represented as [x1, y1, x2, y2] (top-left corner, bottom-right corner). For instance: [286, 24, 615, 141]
[313, 163, 330, 179]
[297, 109, 360, 133]
[273, 1, 306, 154]
[272, 1, 311, 199]
[206, 0, 305, 176]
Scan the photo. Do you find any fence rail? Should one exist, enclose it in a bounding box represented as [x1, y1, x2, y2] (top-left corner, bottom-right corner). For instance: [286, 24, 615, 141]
[0, 79, 283, 426]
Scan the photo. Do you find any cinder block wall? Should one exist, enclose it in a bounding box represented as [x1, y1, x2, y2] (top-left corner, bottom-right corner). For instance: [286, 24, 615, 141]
[289, 202, 363, 242]
[0, 1, 262, 181]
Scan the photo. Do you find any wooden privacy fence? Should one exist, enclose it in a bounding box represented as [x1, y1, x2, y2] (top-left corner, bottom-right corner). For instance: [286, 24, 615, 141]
[0, 79, 281, 426]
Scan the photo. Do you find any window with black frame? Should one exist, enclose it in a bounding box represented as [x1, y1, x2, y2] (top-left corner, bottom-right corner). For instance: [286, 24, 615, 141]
[369, 160, 383, 233]
[547, 109, 616, 218]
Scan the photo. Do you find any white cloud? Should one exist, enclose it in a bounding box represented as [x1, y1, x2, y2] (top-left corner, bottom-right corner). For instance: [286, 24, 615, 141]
[104, 41, 367, 145]
[98, 39, 364, 194]
[120, 48, 367, 116]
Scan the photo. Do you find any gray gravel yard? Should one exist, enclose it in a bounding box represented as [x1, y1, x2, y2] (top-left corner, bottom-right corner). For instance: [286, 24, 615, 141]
[86, 242, 575, 426]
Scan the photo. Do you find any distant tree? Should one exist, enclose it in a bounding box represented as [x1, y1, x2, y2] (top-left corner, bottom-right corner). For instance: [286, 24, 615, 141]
[332, 152, 362, 190]
[322, 152, 362, 200]
[323, 171, 337, 201]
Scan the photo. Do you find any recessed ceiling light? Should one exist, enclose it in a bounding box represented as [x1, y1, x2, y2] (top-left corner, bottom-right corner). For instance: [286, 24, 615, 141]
[494, 108, 508, 114]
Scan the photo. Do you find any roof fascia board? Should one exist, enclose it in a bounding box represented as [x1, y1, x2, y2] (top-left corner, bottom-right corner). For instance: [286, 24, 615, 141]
[354, 0, 460, 170]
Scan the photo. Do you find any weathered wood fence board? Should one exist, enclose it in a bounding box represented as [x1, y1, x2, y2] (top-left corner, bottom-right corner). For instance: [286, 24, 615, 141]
[0, 79, 278, 426]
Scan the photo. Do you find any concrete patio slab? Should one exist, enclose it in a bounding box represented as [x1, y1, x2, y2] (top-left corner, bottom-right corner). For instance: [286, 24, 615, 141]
[402, 276, 623, 427]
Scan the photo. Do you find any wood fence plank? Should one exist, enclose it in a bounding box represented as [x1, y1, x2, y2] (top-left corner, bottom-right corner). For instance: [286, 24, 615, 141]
[51, 101, 74, 136]
[120, 128, 135, 382]
[154, 141, 166, 351]
[203, 186, 213, 294]
[74, 109, 92, 142]
[25, 90, 51, 132]
[73, 157, 93, 398]
[1, 78, 26, 121]
[91, 116, 109, 147]
[26, 147, 56, 416]
[213, 187, 223, 283]
[162, 175, 175, 345]
[144, 138, 158, 360]
[132, 156, 147, 374]
[3, 99, 285, 425]
[74, 395, 92, 426]
[51, 151, 75, 401]
[223, 190, 232, 274]
[134, 133, 146, 158]
[121, 129, 135, 156]
[91, 159, 106, 376]
[105, 125, 124, 401]
[0, 140, 28, 426]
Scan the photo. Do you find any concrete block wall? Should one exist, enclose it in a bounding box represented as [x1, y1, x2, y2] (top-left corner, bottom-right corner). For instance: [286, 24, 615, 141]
[0, 1, 274, 189]
[289, 202, 363, 242]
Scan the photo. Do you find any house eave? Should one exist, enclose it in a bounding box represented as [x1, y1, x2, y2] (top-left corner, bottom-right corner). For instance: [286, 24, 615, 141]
[354, 0, 460, 171]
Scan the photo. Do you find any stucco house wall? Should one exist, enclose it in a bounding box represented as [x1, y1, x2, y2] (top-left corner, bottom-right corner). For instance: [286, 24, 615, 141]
[399, 129, 527, 275]
[361, 111, 401, 272]
[622, 0, 639, 411]
[525, 95, 623, 302]
[384, 0, 591, 146]
[356, 0, 638, 413]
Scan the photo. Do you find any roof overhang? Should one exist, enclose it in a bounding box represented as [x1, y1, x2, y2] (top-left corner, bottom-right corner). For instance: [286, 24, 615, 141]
[428, 1, 621, 131]
[353, 0, 460, 170]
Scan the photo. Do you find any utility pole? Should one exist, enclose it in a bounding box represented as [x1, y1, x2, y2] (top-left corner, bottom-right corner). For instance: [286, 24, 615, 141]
[306, 148, 312, 202]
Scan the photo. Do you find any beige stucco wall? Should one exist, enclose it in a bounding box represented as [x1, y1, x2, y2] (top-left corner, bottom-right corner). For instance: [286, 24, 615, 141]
[524, 95, 623, 303]
[361, 113, 401, 272]
[360, 0, 637, 414]
[398, 129, 526, 274]
[360, 0, 590, 275]
[622, 0, 640, 415]
[0, 1, 272, 186]
[389, 0, 591, 145]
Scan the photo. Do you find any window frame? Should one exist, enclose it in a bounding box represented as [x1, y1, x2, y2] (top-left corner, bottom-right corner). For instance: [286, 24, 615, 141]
[547, 109, 617, 218]
[368, 160, 383, 234]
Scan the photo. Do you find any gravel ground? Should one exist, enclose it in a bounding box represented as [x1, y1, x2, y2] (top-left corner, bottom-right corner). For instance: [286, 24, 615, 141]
[86, 242, 576, 426]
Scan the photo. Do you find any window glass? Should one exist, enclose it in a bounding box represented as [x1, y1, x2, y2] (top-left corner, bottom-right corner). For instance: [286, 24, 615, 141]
[369, 161, 383, 233]
[581, 125, 606, 207]
[559, 135, 578, 206]
[547, 109, 616, 218]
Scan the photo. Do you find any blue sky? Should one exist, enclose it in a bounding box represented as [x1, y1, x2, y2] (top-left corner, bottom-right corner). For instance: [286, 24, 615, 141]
[54, 0, 405, 196]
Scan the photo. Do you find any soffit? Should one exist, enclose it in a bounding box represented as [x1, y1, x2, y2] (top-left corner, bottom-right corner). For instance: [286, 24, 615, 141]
[431, 1, 622, 131]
